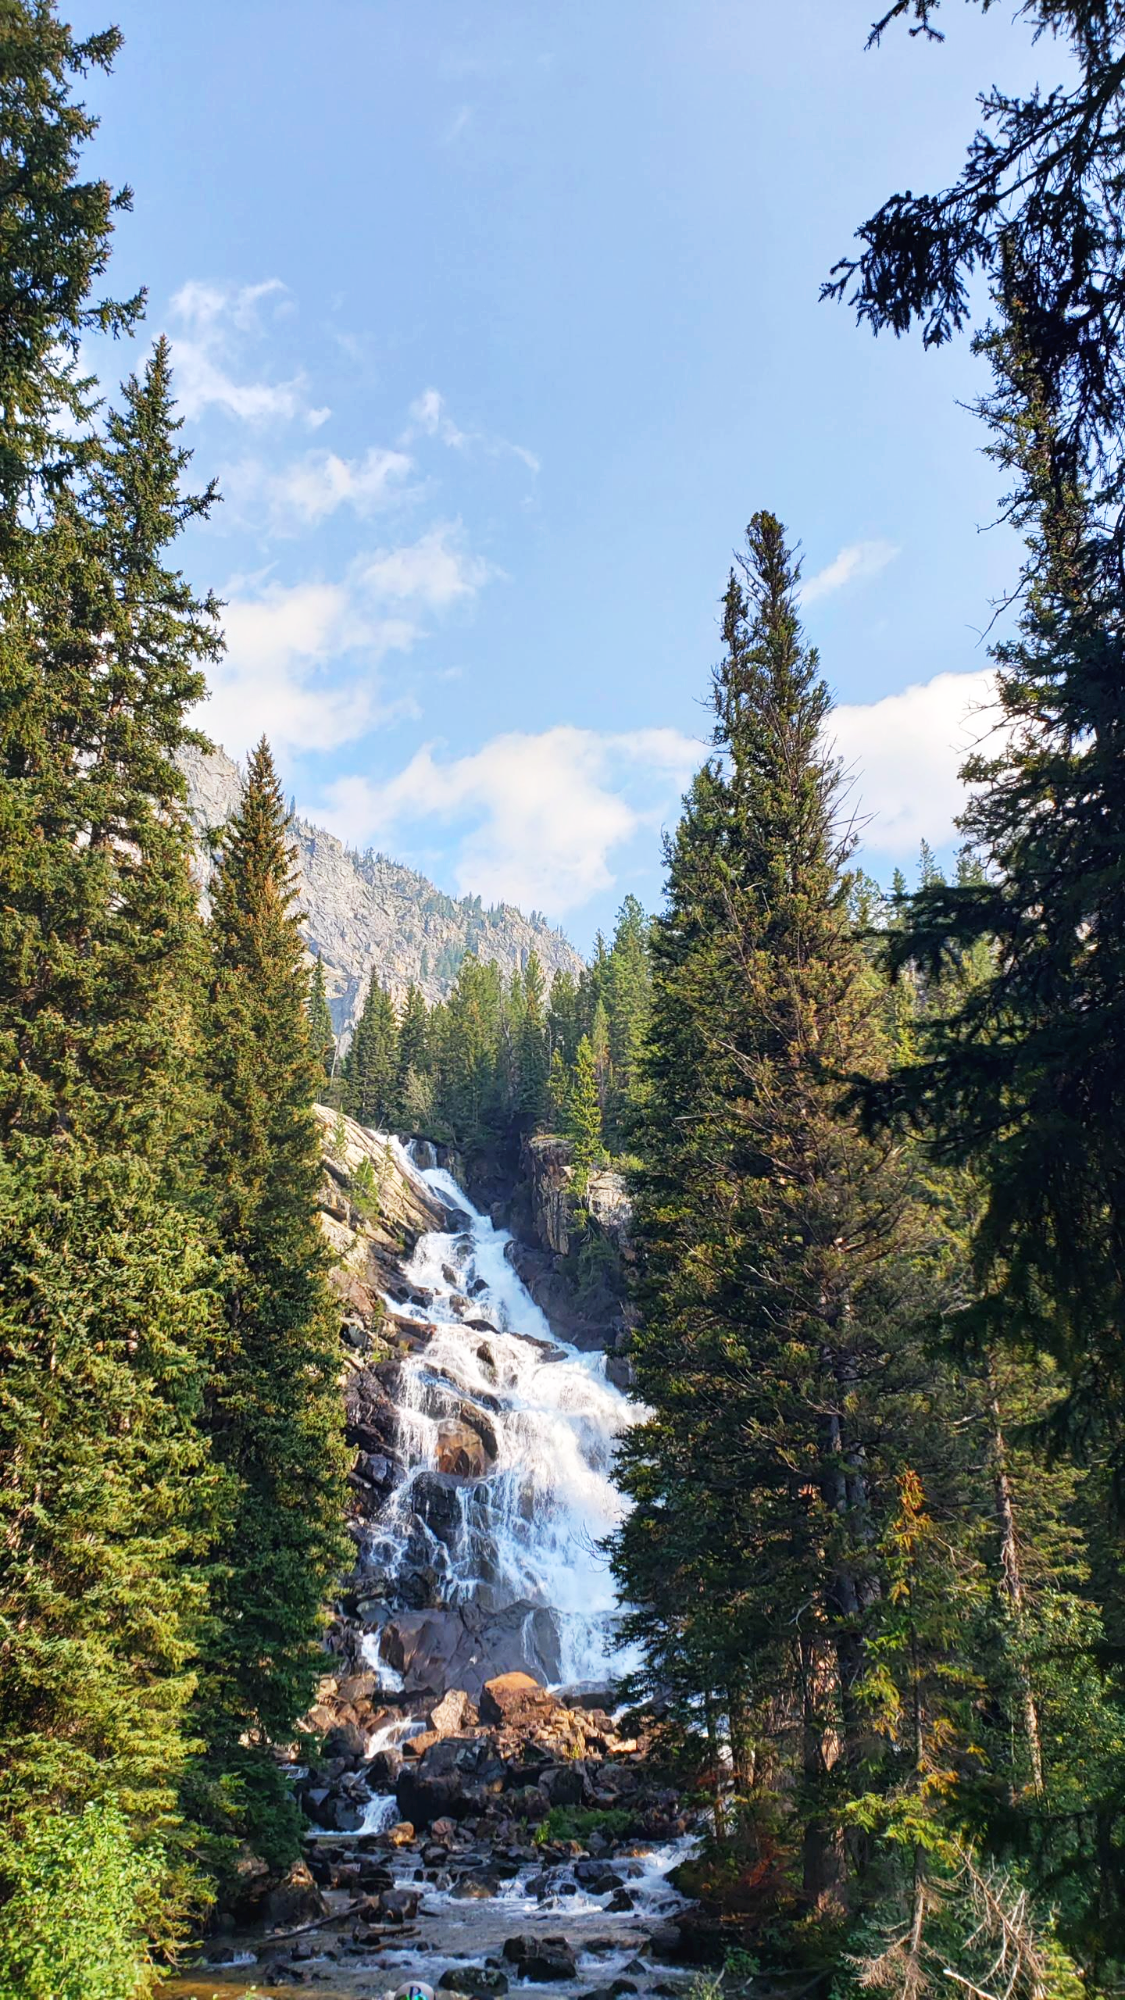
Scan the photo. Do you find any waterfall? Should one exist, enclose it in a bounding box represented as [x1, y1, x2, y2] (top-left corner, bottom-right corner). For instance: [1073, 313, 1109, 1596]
[358, 1141, 637, 1695]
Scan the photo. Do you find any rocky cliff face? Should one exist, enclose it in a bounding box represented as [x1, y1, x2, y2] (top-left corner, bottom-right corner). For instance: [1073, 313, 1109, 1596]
[181, 742, 585, 1038]
[503, 1134, 635, 1367]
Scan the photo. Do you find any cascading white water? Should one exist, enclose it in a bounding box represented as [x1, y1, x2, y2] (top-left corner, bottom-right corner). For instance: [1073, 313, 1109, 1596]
[361, 1140, 638, 1691]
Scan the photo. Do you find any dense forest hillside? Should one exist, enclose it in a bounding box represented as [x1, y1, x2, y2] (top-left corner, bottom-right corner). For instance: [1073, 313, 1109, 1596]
[181, 741, 585, 1037]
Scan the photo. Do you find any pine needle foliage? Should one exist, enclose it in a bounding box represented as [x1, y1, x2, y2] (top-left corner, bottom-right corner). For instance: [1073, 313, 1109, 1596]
[190, 739, 347, 1871]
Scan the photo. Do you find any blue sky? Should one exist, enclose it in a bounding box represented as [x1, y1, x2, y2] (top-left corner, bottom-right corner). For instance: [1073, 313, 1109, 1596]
[72, 0, 1060, 949]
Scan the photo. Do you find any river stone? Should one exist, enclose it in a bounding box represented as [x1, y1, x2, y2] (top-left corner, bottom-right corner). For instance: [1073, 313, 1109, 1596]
[501, 1935, 578, 1982]
[437, 1970, 509, 1997]
[263, 1861, 327, 1929]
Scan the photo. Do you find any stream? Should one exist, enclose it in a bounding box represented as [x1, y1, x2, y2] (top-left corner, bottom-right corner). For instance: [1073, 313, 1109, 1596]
[168, 1138, 696, 2000]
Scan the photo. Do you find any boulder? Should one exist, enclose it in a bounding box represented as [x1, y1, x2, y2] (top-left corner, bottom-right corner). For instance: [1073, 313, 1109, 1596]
[264, 1861, 327, 1930]
[378, 1885, 422, 1922]
[450, 1875, 496, 1899]
[435, 1418, 496, 1478]
[437, 1969, 510, 1997]
[537, 1761, 584, 1806]
[429, 1687, 478, 1736]
[480, 1671, 557, 1730]
[322, 1721, 366, 1762]
[386, 1819, 415, 1846]
[502, 1935, 578, 1983]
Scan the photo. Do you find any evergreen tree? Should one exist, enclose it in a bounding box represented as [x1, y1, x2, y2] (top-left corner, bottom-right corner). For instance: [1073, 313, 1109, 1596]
[567, 1035, 604, 1192]
[344, 978, 399, 1130]
[397, 981, 428, 1084]
[870, 287, 1125, 1495]
[615, 515, 924, 1922]
[306, 958, 335, 1082]
[190, 740, 347, 1870]
[516, 951, 550, 1128]
[603, 893, 651, 1147]
[0, 330, 222, 1964]
[547, 967, 581, 1065]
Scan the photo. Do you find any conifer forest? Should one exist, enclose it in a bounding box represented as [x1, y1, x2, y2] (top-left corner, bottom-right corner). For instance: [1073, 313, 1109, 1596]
[10, 3, 1125, 1998]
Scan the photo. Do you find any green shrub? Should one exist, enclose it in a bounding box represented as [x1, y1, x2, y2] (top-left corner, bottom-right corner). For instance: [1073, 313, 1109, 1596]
[532, 1804, 635, 1847]
[0, 1799, 158, 2000]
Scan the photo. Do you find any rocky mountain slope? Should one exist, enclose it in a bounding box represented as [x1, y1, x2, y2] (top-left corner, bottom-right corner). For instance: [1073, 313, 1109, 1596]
[181, 742, 584, 1039]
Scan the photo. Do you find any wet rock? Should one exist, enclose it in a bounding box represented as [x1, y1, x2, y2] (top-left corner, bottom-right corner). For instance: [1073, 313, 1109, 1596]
[607, 1887, 636, 1912]
[378, 1885, 422, 1922]
[450, 1875, 496, 1899]
[605, 1352, 634, 1392]
[435, 1420, 494, 1478]
[386, 1820, 415, 1845]
[437, 1970, 510, 1997]
[501, 1935, 578, 1983]
[574, 1861, 624, 1893]
[264, 1862, 327, 1929]
[401, 1728, 441, 1759]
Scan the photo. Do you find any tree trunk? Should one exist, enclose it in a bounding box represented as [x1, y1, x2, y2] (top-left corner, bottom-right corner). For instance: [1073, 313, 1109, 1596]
[989, 1385, 1045, 1797]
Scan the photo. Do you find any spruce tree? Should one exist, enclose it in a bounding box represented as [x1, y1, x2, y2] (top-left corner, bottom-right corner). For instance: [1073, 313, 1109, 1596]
[517, 951, 550, 1129]
[0, 331, 222, 1968]
[306, 958, 335, 1082]
[190, 739, 347, 1869]
[616, 515, 920, 1918]
[871, 287, 1125, 1492]
[567, 1034, 604, 1192]
[344, 977, 399, 1130]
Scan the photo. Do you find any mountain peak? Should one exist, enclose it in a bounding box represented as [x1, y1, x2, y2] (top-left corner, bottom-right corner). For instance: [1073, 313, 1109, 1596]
[181, 742, 585, 1036]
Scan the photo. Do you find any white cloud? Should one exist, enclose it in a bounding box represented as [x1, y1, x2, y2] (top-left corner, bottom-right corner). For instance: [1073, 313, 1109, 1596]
[409, 387, 469, 450]
[222, 445, 414, 530]
[830, 667, 999, 854]
[313, 725, 699, 914]
[360, 523, 494, 606]
[199, 578, 415, 758]
[802, 539, 899, 604]
[197, 525, 494, 759]
[166, 278, 322, 427]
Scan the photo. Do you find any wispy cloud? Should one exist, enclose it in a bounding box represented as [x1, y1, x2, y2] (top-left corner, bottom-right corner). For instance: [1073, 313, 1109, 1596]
[166, 279, 328, 428]
[442, 105, 473, 144]
[221, 444, 414, 532]
[405, 386, 540, 475]
[313, 725, 699, 914]
[802, 538, 898, 605]
[830, 667, 999, 853]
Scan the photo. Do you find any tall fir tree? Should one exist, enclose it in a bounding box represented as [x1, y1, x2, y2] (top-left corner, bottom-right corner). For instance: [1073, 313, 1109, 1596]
[615, 515, 930, 1924]
[0, 327, 223, 1983]
[306, 958, 335, 1083]
[190, 739, 347, 1870]
[343, 978, 399, 1130]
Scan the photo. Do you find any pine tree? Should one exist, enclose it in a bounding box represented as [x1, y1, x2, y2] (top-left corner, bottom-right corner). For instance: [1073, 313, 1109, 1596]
[616, 515, 922, 1920]
[871, 285, 1125, 1496]
[517, 951, 550, 1129]
[397, 981, 428, 1084]
[343, 977, 399, 1130]
[190, 739, 347, 1870]
[306, 958, 335, 1082]
[567, 1034, 604, 1193]
[0, 325, 223, 1984]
